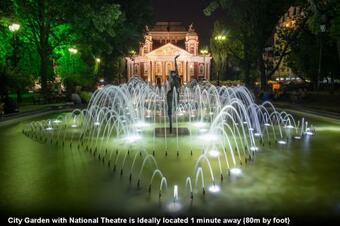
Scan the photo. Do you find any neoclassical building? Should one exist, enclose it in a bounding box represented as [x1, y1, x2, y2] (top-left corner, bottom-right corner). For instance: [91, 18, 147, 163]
[126, 22, 211, 85]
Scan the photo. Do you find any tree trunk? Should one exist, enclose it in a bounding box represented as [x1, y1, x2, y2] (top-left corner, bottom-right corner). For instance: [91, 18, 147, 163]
[39, 51, 48, 97]
[102, 54, 114, 83]
[16, 89, 22, 103]
[38, 0, 49, 97]
[244, 62, 251, 88]
[259, 55, 267, 91]
[337, 38, 340, 65]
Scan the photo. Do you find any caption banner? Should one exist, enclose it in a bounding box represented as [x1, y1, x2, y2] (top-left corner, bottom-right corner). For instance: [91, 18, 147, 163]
[8, 217, 290, 225]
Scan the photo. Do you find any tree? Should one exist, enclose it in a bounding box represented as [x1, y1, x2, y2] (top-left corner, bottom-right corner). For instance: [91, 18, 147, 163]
[3, 0, 77, 95]
[205, 0, 294, 89]
[0, 0, 153, 100]
[287, 15, 340, 90]
[210, 21, 229, 85]
[112, 56, 126, 84]
[307, 0, 340, 64]
[67, 0, 153, 83]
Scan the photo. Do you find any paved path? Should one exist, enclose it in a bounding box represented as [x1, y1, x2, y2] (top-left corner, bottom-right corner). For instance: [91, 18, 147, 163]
[0, 103, 77, 127]
[273, 101, 340, 121]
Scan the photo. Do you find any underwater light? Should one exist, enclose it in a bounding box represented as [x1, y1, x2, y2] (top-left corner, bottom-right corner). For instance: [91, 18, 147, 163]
[71, 124, 78, 128]
[166, 202, 182, 212]
[208, 185, 220, 193]
[208, 150, 220, 158]
[209, 112, 214, 115]
[135, 121, 148, 128]
[250, 146, 259, 151]
[46, 127, 53, 131]
[249, 128, 254, 132]
[204, 133, 218, 141]
[304, 128, 314, 136]
[199, 128, 208, 133]
[94, 121, 100, 126]
[229, 168, 242, 176]
[294, 136, 301, 140]
[254, 132, 261, 137]
[286, 125, 294, 129]
[53, 119, 62, 124]
[264, 123, 271, 127]
[194, 121, 207, 128]
[125, 134, 142, 143]
[278, 140, 287, 144]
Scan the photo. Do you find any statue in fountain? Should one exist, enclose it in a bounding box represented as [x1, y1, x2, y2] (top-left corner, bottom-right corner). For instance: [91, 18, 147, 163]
[166, 54, 181, 133]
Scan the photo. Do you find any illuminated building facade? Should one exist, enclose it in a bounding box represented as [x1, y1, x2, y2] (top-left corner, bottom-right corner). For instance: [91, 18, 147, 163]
[126, 22, 211, 85]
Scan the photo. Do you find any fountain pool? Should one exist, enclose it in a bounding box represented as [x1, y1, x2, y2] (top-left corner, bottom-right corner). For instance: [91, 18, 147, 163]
[1, 78, 339, 223]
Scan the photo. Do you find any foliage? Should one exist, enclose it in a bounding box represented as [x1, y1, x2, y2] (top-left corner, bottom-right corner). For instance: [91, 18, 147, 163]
[0, 0, 153, 99]
[286, 23, 340, 83]
[204, 0, 294, 88]
[209, 21, 229, 83]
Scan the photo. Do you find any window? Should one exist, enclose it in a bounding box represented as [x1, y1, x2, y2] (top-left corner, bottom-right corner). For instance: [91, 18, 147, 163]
[199, 64, 204, 75]
[190, 45, 195, 54]
[190, 63, 194, 77]
[144, 63, 149, 76]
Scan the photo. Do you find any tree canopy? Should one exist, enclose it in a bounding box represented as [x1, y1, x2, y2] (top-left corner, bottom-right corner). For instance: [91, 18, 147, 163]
[0, 0, 152, 98]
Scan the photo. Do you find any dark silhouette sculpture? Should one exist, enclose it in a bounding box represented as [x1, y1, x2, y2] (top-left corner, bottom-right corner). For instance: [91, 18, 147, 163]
[167, 54, 181, 133]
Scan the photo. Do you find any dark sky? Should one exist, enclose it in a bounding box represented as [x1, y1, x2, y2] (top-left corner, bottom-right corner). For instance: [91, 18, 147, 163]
[151, 0, 221, 46]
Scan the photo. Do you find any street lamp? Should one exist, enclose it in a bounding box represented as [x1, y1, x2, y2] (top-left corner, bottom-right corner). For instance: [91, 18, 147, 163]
[68, 47, 78, 54]
[8, 23, 20, 68]
[68, 47, 78, 74]
[214, 35, 226, 41]
[317, 15, 327, 90]
[214, 34, 227, 86]
[200, 49, 209, 79]
[8, 23, 20, 32]
[129, 50, 137, 76]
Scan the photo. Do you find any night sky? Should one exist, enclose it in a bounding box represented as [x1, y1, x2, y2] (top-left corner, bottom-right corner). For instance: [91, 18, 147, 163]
[151, 0, 222, 46]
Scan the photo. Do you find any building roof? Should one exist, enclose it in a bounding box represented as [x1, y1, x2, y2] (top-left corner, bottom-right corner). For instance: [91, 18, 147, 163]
[146, 43, 192, 58]
[150, 22, 187, 32]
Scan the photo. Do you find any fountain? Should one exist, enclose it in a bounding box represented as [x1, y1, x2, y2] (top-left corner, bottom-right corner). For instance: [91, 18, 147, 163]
[23, 75, 313, 212]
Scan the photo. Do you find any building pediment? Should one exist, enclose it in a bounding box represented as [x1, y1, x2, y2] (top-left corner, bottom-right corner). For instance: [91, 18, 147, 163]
[146, 43, 192, 58]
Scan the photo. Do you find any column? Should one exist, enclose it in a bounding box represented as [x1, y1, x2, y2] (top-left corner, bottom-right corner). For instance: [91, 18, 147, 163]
[162, 61, 166, 83]
[127, 61, 130, 79]
[186, 61, 189, 82]
[149, 61, 152, 83]
[207, 63, 210, 81]
[183, 61, 187, 83]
